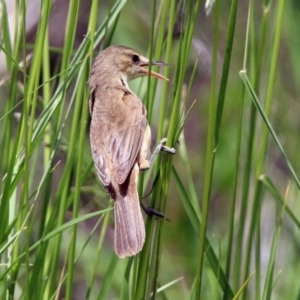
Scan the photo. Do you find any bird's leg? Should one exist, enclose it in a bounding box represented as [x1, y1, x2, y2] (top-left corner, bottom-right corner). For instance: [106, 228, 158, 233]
[139, 138, 176, 171]
[138, 135, 176, 219]
[147, 138, 176, 167]
[140, 201, 165, 218]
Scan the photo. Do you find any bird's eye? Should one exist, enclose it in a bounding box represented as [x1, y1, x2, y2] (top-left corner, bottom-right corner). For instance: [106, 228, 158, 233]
[131, 54, 140, 63]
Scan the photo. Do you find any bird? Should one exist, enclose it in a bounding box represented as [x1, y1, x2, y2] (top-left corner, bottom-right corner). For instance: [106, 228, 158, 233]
[88, 45, 175, 258]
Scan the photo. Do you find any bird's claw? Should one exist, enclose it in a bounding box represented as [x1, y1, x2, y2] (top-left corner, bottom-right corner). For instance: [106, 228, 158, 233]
[158, 138, 176, 155]
[144, 207, 165, 218]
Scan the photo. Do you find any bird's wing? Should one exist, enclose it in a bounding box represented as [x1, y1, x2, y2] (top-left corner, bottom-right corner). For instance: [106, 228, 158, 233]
[107, 91, 147, 185]
[91, 86, 147, 186]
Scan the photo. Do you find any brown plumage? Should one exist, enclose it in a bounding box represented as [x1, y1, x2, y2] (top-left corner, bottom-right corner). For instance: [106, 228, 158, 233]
[88, 45, 168, 258]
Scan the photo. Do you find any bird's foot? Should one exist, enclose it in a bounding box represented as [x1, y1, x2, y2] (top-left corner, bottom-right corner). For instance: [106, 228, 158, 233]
[148, 138, 176, 166]
[144, 207, 165, 218]
[159, 137, 176, 155]
[140, 202, 166, 219]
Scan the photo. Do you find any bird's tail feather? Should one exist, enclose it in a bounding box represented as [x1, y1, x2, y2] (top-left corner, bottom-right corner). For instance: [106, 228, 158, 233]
[114, 167, 145, 258]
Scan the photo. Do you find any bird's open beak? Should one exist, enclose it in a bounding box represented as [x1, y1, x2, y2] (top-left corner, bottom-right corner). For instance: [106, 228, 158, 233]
[139, 60, 169, 81]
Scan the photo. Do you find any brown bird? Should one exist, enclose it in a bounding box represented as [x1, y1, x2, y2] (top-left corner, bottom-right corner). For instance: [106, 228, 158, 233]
[88, 45, 175, 258]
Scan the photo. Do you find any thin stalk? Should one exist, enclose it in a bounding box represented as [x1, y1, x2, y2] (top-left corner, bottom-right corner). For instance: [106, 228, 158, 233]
[65, 64, 88, 299]
[255, 216, 261, 299]
[256, 0, 286, 175]
[214, 0, 239, 147]
[148, 1, 176, 297]
[224, 82, 245, 299]
[145, 0, 156, 117]
[241, 180, 264, 300]
[196, 0, 239, 296]
[234, 0, 271, 288]
[261, 183, 288, 300]
[85, 208, 112, 300]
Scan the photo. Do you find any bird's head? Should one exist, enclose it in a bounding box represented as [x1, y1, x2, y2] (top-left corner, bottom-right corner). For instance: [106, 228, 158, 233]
[92, 45, 169, 83]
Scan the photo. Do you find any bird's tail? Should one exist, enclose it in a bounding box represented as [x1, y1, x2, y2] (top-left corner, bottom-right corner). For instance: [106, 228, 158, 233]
[114, 165, 145, 258]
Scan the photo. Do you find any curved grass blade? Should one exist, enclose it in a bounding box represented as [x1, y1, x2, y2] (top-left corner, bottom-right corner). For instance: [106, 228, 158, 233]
[0, 208, 112, 281]
[239, 71, 300, 189]
[260, 175, 300, 228]
[172, 166, 234, 298]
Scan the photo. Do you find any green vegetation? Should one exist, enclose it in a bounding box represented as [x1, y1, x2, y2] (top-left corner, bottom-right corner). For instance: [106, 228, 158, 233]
[0, 0, 299, 299]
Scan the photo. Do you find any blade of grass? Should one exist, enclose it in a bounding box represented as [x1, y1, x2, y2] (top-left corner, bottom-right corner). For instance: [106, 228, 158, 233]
[224, 81, 245, 299]
[196, 0, 239, 296]
[85, 206, 113, 300]
[262, 182, 289, 300]
[172, 166, 234, 298]
[65, 64, 89, 300]
[239, 71, 300, 189]
[261, 175, 300, 228]
[232, 271, 256, 300]
[0, 208, 112, 281]
[96, 255, 119, 300]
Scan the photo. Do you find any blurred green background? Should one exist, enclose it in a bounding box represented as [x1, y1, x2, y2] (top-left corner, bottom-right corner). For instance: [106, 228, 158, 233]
[1, 0, 300, 299]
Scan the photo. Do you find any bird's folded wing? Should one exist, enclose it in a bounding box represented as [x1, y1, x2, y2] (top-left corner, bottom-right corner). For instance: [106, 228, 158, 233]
[107, 92, 147, 185]
[109, 123, 146, 184]
[92, 89, 148, 186]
